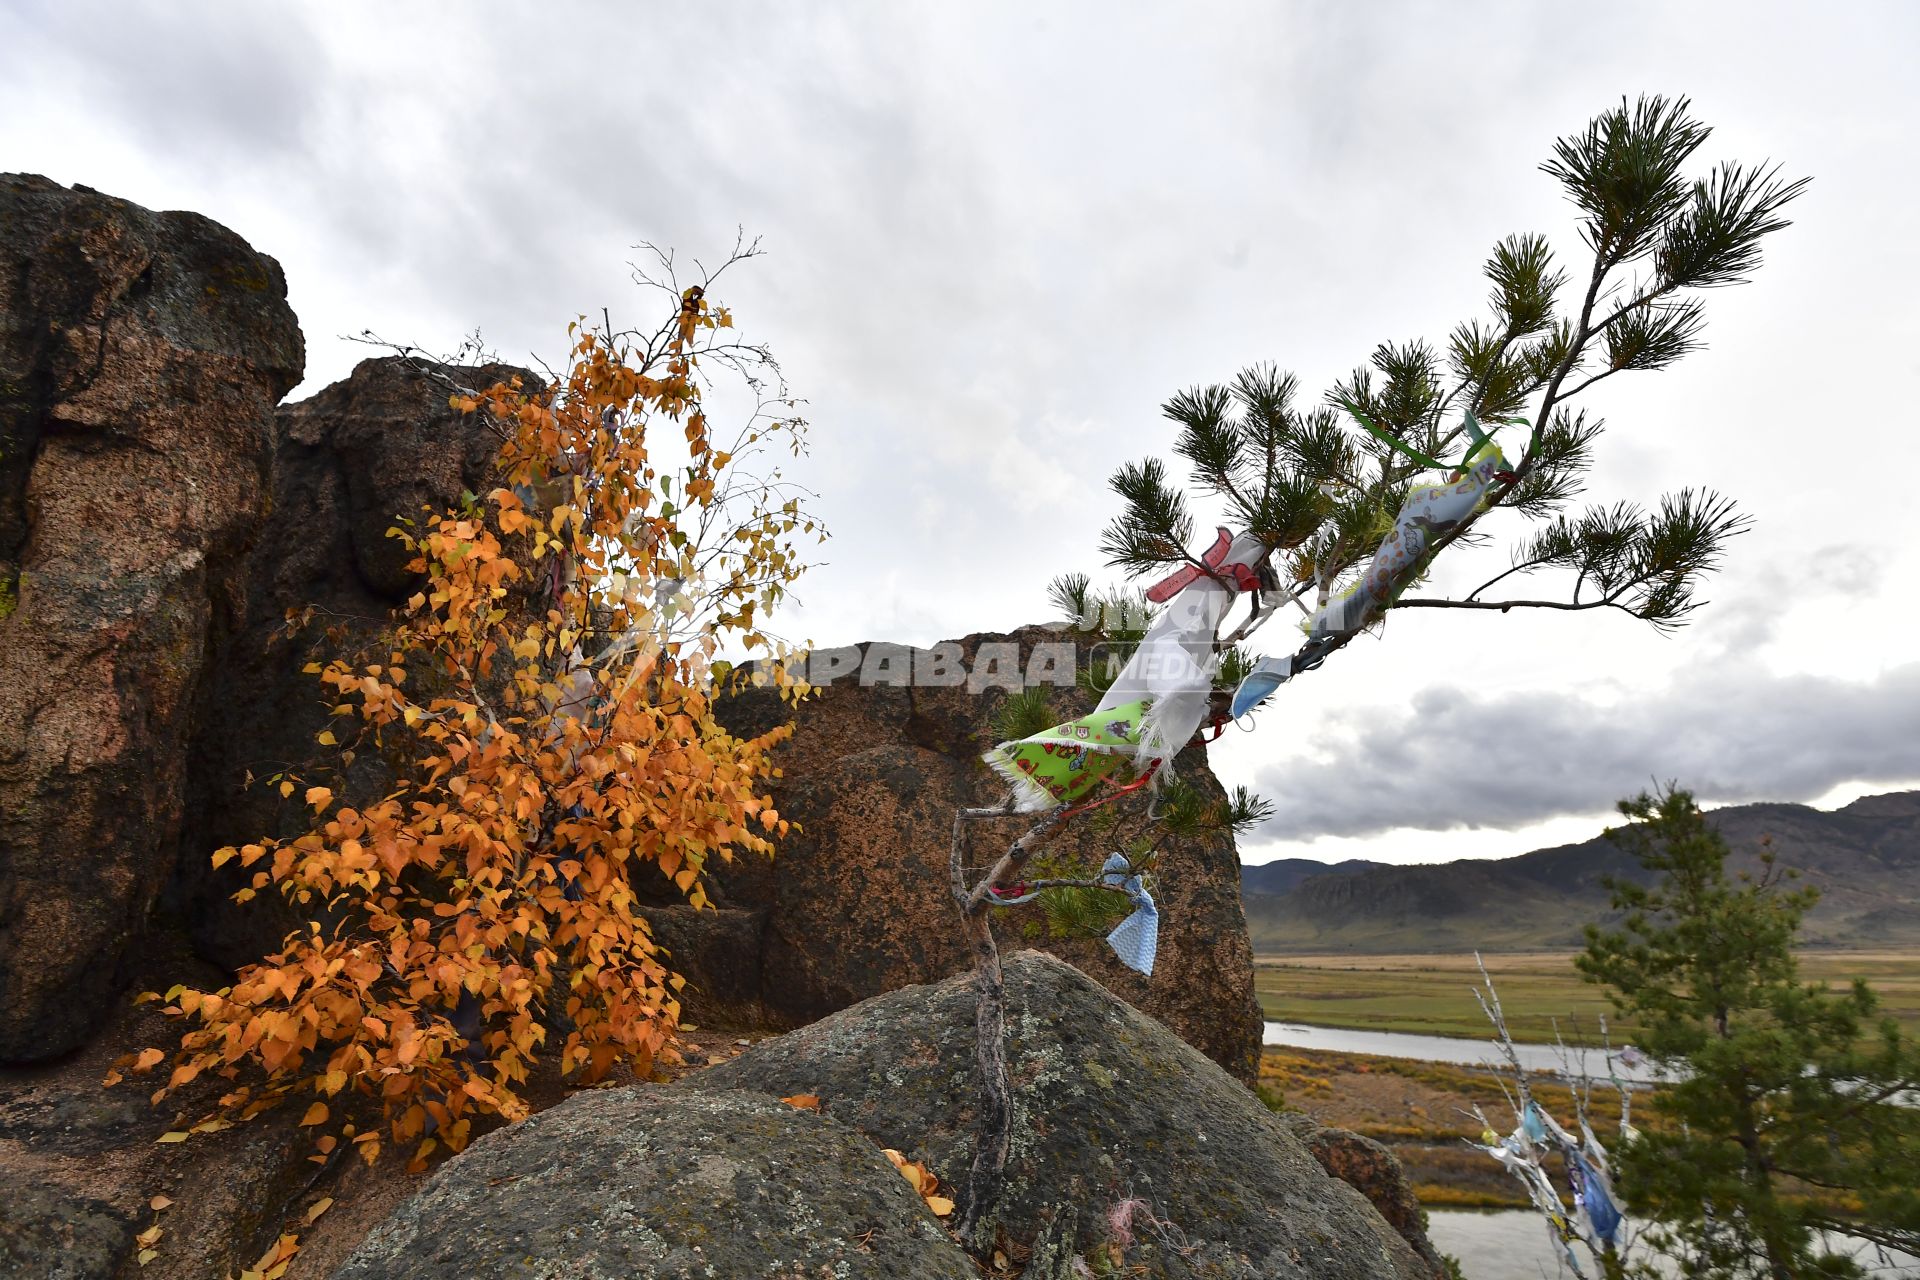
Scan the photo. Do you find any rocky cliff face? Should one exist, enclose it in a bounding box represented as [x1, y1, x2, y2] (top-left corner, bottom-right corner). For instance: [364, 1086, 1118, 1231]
[0, 180, 1261, 1076]
[694, 630, 1266, 1080]
[0, 177, 1401, 1280]
[169, 354, 531, 969]
[0, 174, 304, 1060]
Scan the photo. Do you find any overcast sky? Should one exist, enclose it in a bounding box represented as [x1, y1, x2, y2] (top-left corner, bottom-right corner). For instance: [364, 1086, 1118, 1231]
[5, 1, 1915, 866]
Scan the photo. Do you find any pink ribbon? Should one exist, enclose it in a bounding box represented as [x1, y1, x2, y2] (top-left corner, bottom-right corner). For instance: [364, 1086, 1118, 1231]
[1144, 526, 1261, 602]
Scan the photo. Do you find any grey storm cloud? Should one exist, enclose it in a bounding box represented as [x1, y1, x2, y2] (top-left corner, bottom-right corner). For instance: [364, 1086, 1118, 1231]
[6, 0, 1917, 863]
[1250, 660, 1920, 842]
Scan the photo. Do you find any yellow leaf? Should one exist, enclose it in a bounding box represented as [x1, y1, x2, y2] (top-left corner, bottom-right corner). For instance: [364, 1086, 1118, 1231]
[278, 780, 294, 798]
[306, 786, 333, 811]
[299, 1102, 328, 1127]
[133, 1047, 164, 1071]
[780, 1093, 820, 1112]
[155, 1131, 189, 1144]
[926, 1194, 955, 1217]
[148, 1195, 173, 1212]
[137, 1249, 158, 1266]
[317, 730, 337, 746]
[135, 1225, 162, 1248]
[302, 1197, 333, 1225]
[252, 1232, 301, 1277]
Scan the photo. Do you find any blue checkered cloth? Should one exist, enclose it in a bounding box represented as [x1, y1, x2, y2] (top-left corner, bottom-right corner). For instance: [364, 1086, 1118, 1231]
[1100, 852, 1159, 977]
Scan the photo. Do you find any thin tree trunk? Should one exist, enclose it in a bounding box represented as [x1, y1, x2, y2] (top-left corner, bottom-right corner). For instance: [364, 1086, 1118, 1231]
[950, 802, 1068, 1247]
[957, 901, 1009, 1248]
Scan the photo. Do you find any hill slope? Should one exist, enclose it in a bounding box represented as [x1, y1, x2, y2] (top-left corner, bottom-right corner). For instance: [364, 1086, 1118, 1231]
[1239, 857, 1382, 897]
[1241, 792, 1920, 952]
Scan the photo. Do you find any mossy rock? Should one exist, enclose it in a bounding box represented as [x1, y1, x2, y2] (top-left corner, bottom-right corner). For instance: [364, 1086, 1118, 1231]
[690, 951, 1438, 1279]
[331, 1089, 974, 1280]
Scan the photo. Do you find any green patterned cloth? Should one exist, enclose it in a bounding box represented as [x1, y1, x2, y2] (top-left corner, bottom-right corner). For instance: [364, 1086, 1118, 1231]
[983, 699, 1149, 810]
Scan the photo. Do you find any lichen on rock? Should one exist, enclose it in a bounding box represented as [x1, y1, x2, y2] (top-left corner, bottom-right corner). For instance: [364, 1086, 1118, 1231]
[690, 950, 1440, 1279]
[330, 1088, 978, 1280]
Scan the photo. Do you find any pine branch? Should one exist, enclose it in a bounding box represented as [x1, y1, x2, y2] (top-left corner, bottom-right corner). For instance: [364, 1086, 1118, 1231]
[1500, 408, 1602, 518]
[1166, 384, 1244, 498]
[1486, 232, 1566, 338]
[1595, 296, 1708, 378]
[1099, 458, 1195, 574]
[1047, 572, 1093, 627]
[1393, 596, 1640, 617]
[1658, 161, 1812, 289]
[1541, 94, 1710, 264]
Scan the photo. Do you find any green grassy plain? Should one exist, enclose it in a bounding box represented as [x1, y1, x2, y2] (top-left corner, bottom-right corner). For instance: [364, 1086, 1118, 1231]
[1254, 949, 1920, 1044]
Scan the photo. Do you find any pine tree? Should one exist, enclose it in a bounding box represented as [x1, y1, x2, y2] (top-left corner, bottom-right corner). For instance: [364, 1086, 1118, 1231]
[1578, 788, 1920, 1278]
[954, 94, 1812, 1251]
[1086, 95, 1807, 651]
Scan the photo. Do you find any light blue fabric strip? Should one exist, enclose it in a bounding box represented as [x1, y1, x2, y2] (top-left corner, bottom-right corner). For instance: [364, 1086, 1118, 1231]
[1230, 654, 1295, 719]
[1100, 852, 1159, 977]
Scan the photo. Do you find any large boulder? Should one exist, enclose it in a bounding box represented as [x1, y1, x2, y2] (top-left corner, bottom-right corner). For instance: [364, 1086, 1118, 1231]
[701, 628, 1264, 1080]
[169, 355, 531, 968]
[0, 949, 344, 1280]
[693, 949, 1438, 1279]
[0, 1184, 135, 1280]
[0, 174, 304, 1061]
[331, 1088, 977, 1279]
[1285, 1115, 1446, 1275]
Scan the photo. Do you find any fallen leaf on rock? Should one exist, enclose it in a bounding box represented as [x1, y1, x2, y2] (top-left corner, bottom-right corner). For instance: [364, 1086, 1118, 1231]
[155, 1131, 189, 1144]
[241, 1232, 301, 1280]
[780, 1093, 821, 1111]
[879, 1147, 953, 1214]
[148, 1195, 173, 1212]
[135, 1225, 162, 1248]
[302, 1196, 333, 1225]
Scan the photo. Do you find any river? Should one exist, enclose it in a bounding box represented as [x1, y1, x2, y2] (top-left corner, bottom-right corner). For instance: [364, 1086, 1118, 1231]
[1263, 1023, 1915, 1275]
[1263, 1020, 1659, 1082]
[1426, 1210, 1919, 1278]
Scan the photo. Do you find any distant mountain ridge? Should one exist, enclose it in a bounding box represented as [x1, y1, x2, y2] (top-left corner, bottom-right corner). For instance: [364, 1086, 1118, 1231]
[1239, 858, 1384, 897]
[1240, 792, 1920, 952]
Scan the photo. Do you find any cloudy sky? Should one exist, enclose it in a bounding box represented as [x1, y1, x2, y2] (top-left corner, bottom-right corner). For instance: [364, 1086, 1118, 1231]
[5, 1, 1915, 865]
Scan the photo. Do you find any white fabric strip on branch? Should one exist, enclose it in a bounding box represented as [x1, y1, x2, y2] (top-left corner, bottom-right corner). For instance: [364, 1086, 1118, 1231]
[1095, 529, 1265, 775]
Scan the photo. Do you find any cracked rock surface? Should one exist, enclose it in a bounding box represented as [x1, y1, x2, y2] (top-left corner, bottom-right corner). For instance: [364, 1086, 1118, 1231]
[691, 950, 1437, 1279]
[331, 1087, 976, 1280]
